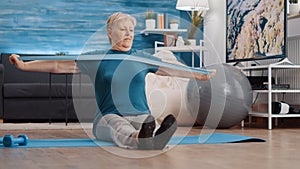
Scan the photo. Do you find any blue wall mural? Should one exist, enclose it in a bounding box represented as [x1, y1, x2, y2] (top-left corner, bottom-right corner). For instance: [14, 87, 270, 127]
[0, 0, 178, 54]
[0, 0, 203, 66]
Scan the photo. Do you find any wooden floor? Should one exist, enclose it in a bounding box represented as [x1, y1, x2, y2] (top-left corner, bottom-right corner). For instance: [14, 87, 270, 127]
[1, 125, 300, 169]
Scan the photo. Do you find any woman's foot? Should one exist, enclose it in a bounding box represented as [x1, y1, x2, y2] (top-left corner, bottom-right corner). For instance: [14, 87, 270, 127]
[137, 115, 156, 150]
[153, 114, 177, 150]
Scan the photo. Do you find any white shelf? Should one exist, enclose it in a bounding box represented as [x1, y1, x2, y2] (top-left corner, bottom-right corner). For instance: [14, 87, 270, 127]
[156, 46, 208, 52]
[249, 111, 300, 118]
[239, 58, 300, 71]
[288, 13, 300, 20]
[270, 64, 300, 68]
[271, 89, 300, 93]
[241, 58, 300, 129]
[140, 29, 187, 35]
[254, 89, 300, 93]
[239, 63, 300, 70]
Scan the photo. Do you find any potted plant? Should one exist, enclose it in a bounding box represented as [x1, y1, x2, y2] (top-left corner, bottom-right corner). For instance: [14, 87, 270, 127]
[289, 0, 299, 15]
[187, 10, 204, 46]
[145, 10, 156, 29]
[169, 19, 179, 30]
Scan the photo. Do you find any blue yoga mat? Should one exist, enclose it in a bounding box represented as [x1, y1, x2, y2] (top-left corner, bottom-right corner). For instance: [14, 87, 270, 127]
[0, 132, 265, 148]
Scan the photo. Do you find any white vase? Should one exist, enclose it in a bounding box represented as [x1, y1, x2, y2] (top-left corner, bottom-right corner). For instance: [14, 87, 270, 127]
[176, 36, 184, 47]
[145, 19, 156, 29]
[170, 23, 178, 30]
[187, 39, 196, 46]
[289, 4, 300, 15]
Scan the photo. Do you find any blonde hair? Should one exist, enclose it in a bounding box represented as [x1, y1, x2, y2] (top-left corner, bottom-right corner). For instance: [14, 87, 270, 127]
[106, 12, 136, 44]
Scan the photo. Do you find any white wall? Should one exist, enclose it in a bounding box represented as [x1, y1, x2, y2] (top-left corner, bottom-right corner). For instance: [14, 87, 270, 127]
[204, 0, 226, 65]
[288, 17, 300, 38]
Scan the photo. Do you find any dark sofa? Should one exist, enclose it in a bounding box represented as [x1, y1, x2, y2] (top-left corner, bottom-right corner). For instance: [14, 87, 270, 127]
[0, 53, 97, 123]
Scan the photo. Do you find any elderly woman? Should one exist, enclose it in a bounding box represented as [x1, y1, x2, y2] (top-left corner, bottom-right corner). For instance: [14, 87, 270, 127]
[9, 12, 215, 150]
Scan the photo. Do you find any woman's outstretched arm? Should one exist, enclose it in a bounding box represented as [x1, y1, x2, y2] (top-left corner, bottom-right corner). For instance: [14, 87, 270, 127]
[156, 66, 216, 81]
[9, 54, 80, 73]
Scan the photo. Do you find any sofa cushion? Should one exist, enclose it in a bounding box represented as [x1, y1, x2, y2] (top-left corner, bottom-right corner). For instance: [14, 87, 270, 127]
[3, 83, 95, 98]
[3, 99, 96, 122]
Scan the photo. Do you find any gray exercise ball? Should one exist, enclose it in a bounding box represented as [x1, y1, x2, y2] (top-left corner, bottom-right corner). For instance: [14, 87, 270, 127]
[187, 63, 252, 128]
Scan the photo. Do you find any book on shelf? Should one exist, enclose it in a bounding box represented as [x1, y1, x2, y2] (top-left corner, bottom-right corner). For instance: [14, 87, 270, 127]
[157, 13, 164, 29]
[164, 34, 176, 47]
[164, 13, 168, 29]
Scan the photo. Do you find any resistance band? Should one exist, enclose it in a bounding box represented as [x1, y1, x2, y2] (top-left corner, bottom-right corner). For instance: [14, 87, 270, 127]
[18, 54, 213, 75]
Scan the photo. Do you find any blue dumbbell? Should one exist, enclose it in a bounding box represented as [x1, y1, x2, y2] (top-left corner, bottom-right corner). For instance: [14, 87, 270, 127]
[0, 137, 3, 145]
[3, 134, 28, 147]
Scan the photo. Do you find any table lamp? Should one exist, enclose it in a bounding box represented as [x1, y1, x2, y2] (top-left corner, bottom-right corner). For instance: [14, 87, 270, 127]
[176, 0, 209, 12]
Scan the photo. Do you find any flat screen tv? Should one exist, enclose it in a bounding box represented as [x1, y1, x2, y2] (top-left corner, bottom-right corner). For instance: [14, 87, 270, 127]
[226, 0, 286, 63]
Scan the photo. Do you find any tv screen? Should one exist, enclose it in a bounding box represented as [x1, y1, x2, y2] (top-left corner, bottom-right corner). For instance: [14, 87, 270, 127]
[226, 0, 286, 63]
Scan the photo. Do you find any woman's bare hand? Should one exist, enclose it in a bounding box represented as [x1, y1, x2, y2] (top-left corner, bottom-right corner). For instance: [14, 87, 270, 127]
[195, 69, 216, 81]
[9, 54, 25, 70]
